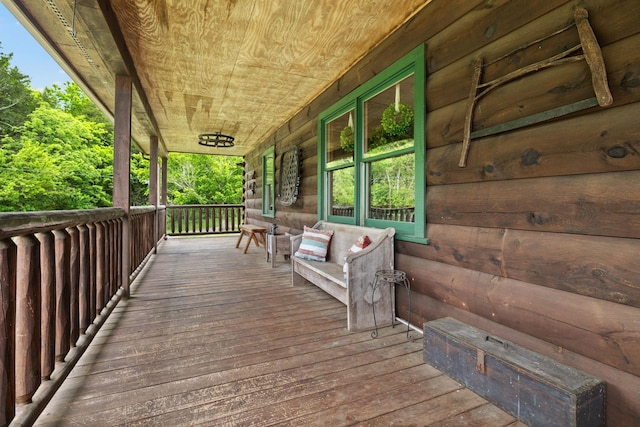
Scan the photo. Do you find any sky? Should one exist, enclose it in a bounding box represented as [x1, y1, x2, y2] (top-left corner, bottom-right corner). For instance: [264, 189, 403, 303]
[0, 3, 71, 90]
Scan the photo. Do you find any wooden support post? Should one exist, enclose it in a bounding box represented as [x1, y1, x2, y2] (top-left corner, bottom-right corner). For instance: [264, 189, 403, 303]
[149, 136, 159, 252]
[161, 156, 168, 239]
[53, 229, 70, 363]
[67, 227, 80, 347]
[13, 235, 41, 404]
[0, 239, 16, 424]
[35, 232, 55, 380]
[114, 74, 131, 298]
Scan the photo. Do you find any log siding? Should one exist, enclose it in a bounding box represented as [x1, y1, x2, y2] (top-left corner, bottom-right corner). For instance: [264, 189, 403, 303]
[244, 0, 640, 425]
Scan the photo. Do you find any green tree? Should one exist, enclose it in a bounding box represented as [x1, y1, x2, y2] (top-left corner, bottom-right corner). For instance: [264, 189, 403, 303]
[167, 153, 243, 205]
[0, 102, 113, 211]
[42, 82, 113, 131]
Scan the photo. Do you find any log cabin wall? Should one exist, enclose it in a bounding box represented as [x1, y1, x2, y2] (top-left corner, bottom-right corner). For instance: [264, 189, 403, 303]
[244, 1, 640, 424]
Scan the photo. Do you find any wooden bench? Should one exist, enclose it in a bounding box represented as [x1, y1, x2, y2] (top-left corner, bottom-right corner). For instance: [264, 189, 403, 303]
[291, 221, 395, 331]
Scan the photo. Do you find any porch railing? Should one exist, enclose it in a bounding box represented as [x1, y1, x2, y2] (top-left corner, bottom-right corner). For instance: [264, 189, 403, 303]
[331, 206, 416, 222]
[166, 204, 244, 235]
[0, 206, 162, 426]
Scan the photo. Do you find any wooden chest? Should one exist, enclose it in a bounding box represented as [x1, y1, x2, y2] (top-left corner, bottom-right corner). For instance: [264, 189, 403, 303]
[423, 317, 605, 427]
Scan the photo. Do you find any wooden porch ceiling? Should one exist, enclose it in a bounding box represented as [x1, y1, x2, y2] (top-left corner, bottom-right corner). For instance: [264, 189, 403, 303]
[2, 0, 431, 157]
[30, 236, 522, 425]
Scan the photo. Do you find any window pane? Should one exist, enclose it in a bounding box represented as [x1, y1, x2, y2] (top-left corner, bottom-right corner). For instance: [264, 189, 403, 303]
[364, 75, 414, 157]
[330, 167, 355, 218]
[367, 153, 415, 223]
[326, 109, 355, 167]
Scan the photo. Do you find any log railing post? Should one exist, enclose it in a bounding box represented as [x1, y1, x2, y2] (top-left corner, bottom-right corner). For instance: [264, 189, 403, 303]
[35, 232, 55, 381]
[87, 223, 97, 323]
[67, 227, 80, 347]
[107, 220, 115, 298]
[95, 222, 105, 313]
[13, 235, 41, 404]
[78, 225, 90, 334]
[0, 239, 16, 424]
[52, 230, 70, 363]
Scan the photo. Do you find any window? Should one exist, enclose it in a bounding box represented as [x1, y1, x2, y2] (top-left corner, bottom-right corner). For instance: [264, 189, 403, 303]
[262, 146, 275, 217]
[318, 45, 426, 242]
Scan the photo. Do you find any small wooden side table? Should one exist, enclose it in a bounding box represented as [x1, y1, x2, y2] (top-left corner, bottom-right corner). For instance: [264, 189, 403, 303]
[236, 224, 267, 254]
[266, 233, 291, 267]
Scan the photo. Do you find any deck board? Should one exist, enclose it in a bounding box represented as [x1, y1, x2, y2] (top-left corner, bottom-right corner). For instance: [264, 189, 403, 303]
[33, 236, 517, 426]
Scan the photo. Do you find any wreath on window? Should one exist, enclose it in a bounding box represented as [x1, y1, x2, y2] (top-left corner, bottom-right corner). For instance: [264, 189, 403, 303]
[381, 103, 413, 138]
[340, 125, 355, 152]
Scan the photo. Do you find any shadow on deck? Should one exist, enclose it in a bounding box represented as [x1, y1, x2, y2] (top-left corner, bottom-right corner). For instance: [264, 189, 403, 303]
[32, 236, 522, 426]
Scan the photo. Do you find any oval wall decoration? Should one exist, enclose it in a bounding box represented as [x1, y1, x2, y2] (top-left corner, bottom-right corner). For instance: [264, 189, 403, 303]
[278, 146, 301, 206]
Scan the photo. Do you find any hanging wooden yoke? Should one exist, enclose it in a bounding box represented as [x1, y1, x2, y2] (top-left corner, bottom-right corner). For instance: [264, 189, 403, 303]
[458, 7, 613, 168]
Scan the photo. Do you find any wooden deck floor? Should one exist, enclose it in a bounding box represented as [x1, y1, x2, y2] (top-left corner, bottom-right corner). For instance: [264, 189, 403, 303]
[33, 236, 523, 426]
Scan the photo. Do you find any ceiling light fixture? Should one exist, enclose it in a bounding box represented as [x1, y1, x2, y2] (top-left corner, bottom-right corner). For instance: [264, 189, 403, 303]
[198, 132, 235, 148]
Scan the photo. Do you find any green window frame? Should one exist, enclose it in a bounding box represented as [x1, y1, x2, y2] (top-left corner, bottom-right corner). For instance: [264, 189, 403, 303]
[318, 45, 427, 243]
[262, 146, 275, 217]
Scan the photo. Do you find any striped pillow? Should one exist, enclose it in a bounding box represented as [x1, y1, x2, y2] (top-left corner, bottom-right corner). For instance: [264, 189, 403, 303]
[294, 226, 334, 262]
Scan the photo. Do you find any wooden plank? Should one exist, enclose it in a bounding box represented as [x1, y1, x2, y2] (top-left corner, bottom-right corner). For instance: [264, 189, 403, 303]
[397, 255, 640, 377]
[428, 102, 640, 185]
[427, 31, 640, 150]
[426, 0, 640, 113]
[31, 236, 515, 426]
[397, 223, 640, 308]
[429, 402, 523, 427]
[426, 0, 568, 74]
[427, 170, 640, 239]
[270, 373, 467, 426]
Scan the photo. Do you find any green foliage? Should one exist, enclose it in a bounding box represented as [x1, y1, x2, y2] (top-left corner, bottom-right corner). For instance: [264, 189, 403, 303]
[0, 102, 113, 211]
[331, 167, 355, 206]
[340, 125, 354, 152]
[381, 103, 413, 138]
[42, 82, 113, 131]
[167, 153, 243, 205]
[369, 153, 415, 208]
[0, 44, 38, 137]
[0, 43, 241, 212]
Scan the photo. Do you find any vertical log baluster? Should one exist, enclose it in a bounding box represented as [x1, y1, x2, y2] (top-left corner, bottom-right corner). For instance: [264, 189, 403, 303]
[13, 235, 41, 404]
[107, 220, 115, 299]
[78, 225, 90, 334]
[115, 218, 123, 291]
[0, 239, 16, 424]
[52, 230, 70, 363]
[108, 220, 115, 301]
[67, 227, 80, 347]
[95, 222, 105, 313]
[87, 223, 97, 323]
[35, 232, 55, 380]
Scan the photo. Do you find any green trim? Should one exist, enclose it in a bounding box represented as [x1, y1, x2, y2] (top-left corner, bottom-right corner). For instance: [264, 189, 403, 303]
[318, 44, 428, 242]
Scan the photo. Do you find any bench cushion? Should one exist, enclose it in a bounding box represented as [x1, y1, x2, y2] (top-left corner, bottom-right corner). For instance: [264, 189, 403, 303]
[294, 226, 334, 261]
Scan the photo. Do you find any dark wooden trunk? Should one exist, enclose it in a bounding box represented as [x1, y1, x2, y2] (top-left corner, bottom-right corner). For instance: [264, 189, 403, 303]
[424, 317, 605, 427]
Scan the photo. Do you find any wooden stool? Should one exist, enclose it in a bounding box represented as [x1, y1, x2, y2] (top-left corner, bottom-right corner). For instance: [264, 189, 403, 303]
[235, 224, 267, 254]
